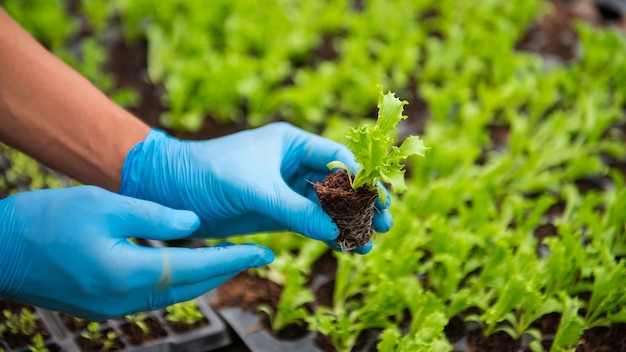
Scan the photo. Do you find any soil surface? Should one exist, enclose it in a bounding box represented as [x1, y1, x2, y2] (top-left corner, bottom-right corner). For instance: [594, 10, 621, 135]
[75, 329, 124, 352]
[120, 316, 168, 346]
[314, 170, 378, 251]
[211, 271, 310, 340]
[577, 323, 626, 351]
[103, 37, 248, 140]
[60, 313, 89, 332]
[212, 272, 282, 312]
[0, 300, 50, 349]
[463, 331, 521, 352]
[163, 313, 209, 334]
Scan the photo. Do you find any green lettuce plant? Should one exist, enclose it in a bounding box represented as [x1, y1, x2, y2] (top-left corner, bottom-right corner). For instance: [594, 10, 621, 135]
[165, 301, 204, 326]
[28, 333, 49, 352]
[124, 312, 151, 334]
[80, 322, 119, 352]
[327, 85, 428, 203]
[1, 307, 39, 336]
[257, 256, 314, 332]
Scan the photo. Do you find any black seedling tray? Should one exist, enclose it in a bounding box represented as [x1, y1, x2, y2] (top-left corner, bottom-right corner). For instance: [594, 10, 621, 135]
[213, 305, 320, 352]
[1, 297, 230, 352]
[204, 279, 378, 352]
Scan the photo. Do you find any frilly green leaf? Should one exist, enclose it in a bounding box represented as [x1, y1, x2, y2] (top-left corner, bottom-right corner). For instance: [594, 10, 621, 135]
[376, 85, 409, 133]
[328, 85, 428, 194]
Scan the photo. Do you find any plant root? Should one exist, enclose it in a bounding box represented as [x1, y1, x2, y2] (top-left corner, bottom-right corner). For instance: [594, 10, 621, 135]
[314, 170, 377, 251]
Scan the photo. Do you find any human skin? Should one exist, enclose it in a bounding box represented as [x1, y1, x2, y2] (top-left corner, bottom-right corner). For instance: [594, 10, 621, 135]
[0, 7, 149, 191]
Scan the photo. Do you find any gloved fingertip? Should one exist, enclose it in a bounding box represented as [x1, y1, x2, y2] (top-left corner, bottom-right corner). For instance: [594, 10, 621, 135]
[174, 210, 201, 231]
[306, 216, 339, 241]
[373, 210, 393, 233]
[239, 244, 274, 267]
[254, 246, 274, 267]
[328, 225, 340, 240]
[318, 225, 339, 241]
[353, 241, 373, 255]
[214, 241, 235, 248]
[263, 248, 275, 265]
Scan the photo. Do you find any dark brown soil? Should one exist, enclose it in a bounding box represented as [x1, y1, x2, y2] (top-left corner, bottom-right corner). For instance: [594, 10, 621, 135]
[534, 223, 558, 256]
[61, 313, 90, 332]
[545, 200, 567, 220]
[313, 330, 378, 352]
[75, 328, 124, 352]
[309, 250, 338, 280]
[0, 301, 50, 349]
[516, 0, 599, 63]
[463, 330, 521, 352]
[120, 316, 168, 346]
[576, 323, 626, 352]
[313, 170, 378, 251]
[488, 124, 510, 151]
[308, 250, 337, 307]
[1, 322, 49, 349]
[530, 312, 562, 336]
[0, 298, 23, 314]
[163, 314, 208, 334]
[269, 322, 310, 341]
[534, 223, 558, 242]
[103, 38, 248, 140]
[313, 280, 335, 308]
[314, 332, 337, 352]
[574, 176, 610, 195]
[212, 272, 282, 311]
[445, 315, 467, 344]
[212, 272, 310, 340]
[45, 343, 63, 352]
[604, 154, 626, 179]
[308, 248, 338, 305]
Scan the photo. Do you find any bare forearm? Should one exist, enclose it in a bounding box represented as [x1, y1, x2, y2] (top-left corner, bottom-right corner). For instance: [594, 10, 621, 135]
[0, 8, 149, 191]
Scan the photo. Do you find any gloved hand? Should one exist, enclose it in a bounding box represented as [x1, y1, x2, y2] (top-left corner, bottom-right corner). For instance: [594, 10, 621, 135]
[0, 186, 273, 321]
[120, 122, 393, 254]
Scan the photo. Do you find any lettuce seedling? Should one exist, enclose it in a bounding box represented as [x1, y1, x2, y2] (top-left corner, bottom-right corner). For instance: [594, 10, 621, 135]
[327, 85, 429, 202]
[257, 260, 314, 332]
[315, 86, 428, 251]
[165, 301, 205, 326]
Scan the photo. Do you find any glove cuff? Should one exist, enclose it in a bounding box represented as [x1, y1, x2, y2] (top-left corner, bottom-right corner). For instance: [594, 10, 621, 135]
[119, 140, 144, 197]
[119, 128, 173, 198]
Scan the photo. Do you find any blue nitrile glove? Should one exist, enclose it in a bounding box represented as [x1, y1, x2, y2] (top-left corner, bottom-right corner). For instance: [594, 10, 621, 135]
[0, 186, 273, 321]
[120, 122, 393, 254]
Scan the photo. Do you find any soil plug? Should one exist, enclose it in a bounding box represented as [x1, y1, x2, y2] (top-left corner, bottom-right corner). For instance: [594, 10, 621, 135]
[314, 169, 378, 250]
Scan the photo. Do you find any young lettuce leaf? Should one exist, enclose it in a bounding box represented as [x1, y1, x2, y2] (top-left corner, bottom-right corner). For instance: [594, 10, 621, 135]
[327, 86, 428, 203]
